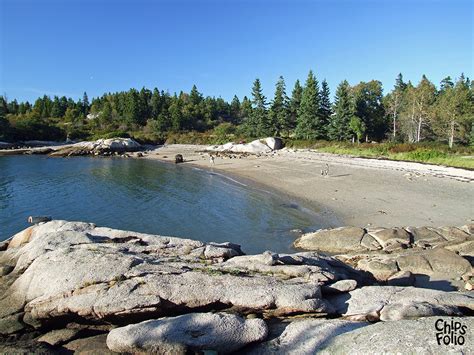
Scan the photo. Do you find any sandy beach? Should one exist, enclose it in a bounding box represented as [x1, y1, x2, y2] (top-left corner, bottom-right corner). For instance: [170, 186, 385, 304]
[143, 144, 474, 228]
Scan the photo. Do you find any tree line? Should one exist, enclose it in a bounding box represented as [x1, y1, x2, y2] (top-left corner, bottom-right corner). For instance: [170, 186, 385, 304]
[1, 71, 473, 147]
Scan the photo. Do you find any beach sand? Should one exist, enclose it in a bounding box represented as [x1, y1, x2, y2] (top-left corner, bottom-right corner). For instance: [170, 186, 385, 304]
[143, 144, 474, 228]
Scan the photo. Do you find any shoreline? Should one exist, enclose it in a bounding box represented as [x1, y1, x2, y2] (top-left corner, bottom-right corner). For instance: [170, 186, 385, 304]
[1, 140, 473, 228]
[141, 144, 474, 228]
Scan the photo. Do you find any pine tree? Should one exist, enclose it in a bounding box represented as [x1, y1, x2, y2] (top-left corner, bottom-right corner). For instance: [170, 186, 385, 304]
[82, 92, 90, 115]
[189, 85, 203, 106]
[328, 80, 355, 141]
[51, 96, 63, 118]
[440, 76, 454, 92]
[395, 73, 407, 91]
[248, 78, 267, 137]
[150, 88, 162, 119]
[295, 70, 323, 139]
[319, 79, 332, 136]
[268, 76, 290, 136]
[230, 95, 241, 123]
[168, 95, 184, 132]
[289, 79, 303, 132]
[240, 96, 253, 122]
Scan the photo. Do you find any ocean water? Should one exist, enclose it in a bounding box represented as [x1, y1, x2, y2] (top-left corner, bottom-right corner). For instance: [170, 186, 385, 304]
[0, 155, 323, 254]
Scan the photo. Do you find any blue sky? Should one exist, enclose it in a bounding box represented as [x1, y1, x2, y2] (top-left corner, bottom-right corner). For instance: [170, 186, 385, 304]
[1, 0, 472, 103]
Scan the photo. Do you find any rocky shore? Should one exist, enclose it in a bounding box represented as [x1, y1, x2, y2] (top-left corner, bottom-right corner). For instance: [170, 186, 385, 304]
[0, 138, 143, 157]
[0, 221, 472, 353]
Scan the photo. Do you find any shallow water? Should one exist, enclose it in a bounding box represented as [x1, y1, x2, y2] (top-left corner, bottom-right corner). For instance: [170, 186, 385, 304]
[0, 155, 323, 254]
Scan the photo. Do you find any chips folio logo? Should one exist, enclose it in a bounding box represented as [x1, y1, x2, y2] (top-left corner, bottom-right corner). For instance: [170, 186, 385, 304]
[435, 318, 468, 346]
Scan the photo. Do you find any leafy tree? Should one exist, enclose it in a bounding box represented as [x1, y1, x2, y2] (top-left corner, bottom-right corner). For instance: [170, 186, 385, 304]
[99, 100, 113, 128]
[349, 116, 366, 143]
[295, 70, 324, 139]
[400, 75, 437, 142]
[328, 80, 355, 141]
[385, 74, 408, 140]
[64, 107, 79, 123]
[352, 80, 385, 140]
[432, 76, 474, 147]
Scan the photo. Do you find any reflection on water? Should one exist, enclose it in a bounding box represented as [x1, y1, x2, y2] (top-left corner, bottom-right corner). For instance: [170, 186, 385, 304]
[0, 155, 323, 254]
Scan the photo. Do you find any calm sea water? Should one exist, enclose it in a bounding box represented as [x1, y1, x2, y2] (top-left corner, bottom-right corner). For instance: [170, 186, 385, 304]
[0, 155, 323, 254]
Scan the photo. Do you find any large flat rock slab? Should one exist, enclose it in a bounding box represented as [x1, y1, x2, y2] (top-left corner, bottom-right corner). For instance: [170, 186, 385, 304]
[294, 227, 366, 253]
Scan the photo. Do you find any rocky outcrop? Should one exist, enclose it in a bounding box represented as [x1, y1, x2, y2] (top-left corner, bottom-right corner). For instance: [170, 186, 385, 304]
[1, 220, 472, 353]
[295, 224, 473, 290]
[206, 137, 283, 155]
[106, 312, 268, 354]
[0, 221, 371, 336]
[49, 138, 141, 157]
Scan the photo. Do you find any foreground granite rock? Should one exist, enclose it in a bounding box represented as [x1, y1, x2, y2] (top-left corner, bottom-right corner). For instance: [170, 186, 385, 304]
[0, 220, 369, 335]
[107, 312, 268, 353]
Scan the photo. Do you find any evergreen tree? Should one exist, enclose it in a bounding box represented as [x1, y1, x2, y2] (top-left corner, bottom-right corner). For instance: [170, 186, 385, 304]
[139, 87, 152, 119]
[189, 85, 203, 106]
[289, 79, 303, 132]
[248, 78, 267, 137]
[150, 88, 162, 119]
[99, 100, 113, 127]
[268, 76, 290, 136]
[0, 97, 10, 140]
[319, 79, 332, 134]
[168, 95, 184, 132]
[395, 73, 407, 91]
[230, 95, 241, 123]
[295, 70, 324, 139]
[51, 96, 63, 118]
[328, 80, 355, 141]
[82, 92, 90, 115]
[7, 99, 19, 115]
[240, 96, 253, 122]
[440, 76, 454, 92]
